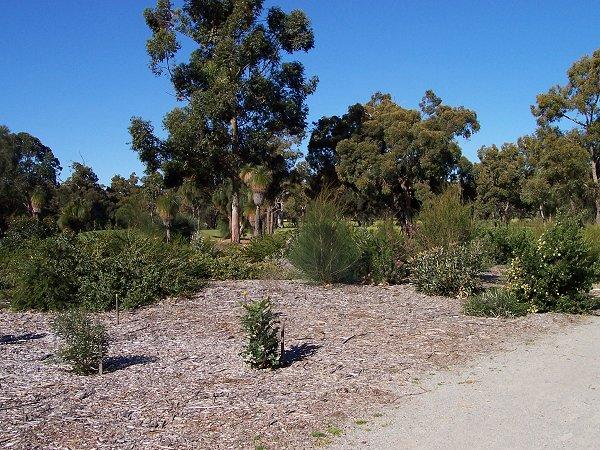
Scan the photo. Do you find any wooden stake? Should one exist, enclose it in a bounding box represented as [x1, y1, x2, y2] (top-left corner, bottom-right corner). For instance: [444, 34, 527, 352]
[279, 322, 285, 367]
[115, 293, 120, 325]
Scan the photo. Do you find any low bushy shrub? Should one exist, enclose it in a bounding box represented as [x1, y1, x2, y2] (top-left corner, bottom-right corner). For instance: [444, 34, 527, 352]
[410, 242, 485, 298]
[583, 224, 600, 280]
[240, 296, 281, 369]
[479, 223, 535, 264]
[0, 216, 58, 249]
[412, 187, 474, 251]
[52, 308, 108, 375]
[289, 196, 360, 284]
[244, 232, 288, 262]
[10, 234, 82, 311]
[78, 231, 209, 310]
[463, 288, 529, 317]
[356, 219, 407, 284]
[6, 231, 210, 311]
[506, 219, 596, 313]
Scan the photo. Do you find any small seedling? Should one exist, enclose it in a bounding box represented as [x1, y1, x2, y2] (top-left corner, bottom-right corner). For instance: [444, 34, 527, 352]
[327, 424, 343, 437]
[311, 431, 327, 439]
[355, 419, 367, 426]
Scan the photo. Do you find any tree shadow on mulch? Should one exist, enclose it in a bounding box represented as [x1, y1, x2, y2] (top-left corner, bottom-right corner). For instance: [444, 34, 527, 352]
[282, 343, 321, 367]
[0, 333, 46, 345]
[104, 355, 158, 373]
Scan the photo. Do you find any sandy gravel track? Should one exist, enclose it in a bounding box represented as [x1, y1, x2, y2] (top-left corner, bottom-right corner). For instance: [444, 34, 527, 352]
[335, 316, 600, 450]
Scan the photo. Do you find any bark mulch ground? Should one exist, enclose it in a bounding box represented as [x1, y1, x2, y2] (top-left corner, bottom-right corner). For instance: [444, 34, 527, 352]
[0, 281, 582, 449]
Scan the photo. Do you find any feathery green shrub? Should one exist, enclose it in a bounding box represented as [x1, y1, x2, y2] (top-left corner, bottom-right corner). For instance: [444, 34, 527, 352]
[289, 195, 360, 284]
[463, 288, 529, 317]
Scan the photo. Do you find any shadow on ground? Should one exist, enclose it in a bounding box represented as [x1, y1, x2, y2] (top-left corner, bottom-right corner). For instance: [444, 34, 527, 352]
[283, 343, 321, 367]
[104, 355, 158, 372]
[0, 333, 46, 345]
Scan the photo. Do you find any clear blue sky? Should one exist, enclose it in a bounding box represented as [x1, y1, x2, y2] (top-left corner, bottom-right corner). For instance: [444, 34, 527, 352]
[1, 1, 599, 185]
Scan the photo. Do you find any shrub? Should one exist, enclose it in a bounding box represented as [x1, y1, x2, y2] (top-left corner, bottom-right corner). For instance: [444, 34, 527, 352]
[244, 233, 288, 262]
[289, 195, 360, 284]
[356, 219, 407, 284]
[52, 308, 108, 375]
[208, 245, 262, 280]
[479, 223, 535, 264]
[410, 242, 485, 297]
[413, 187, 474, 251]
[506, 219, 596, 313]
[0, 216, 58, 248]
[78, 231, 209, 310]
[583, 224, 600, 280]
[240, 296, 281, 369]
[10, 234, 82, 311]
[463, 288, 529, 317]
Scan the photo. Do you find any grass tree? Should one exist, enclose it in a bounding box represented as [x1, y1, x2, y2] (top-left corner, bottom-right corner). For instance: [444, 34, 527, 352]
[30, 187, 46, 219]
[156, 192, 178, 243]
[241, 165, 273, 236]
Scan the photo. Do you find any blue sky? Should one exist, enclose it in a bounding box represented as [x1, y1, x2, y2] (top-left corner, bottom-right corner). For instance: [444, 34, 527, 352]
[1, 1, 599, 185]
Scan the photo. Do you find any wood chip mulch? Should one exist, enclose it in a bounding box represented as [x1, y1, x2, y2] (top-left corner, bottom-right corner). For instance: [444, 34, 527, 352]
[0, 280, 582, 449]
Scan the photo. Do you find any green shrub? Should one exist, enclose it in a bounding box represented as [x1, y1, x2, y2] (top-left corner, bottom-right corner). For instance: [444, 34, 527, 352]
[78, 231, 209, 310]
[506, 219, 596, 313]
[10, 234, 82, 311]
[289, 196, 360, 284]
[244, 233, 288, 262]
[410, 242, 485, 297]
[209, 245, 262, 280]
[413, 187, 474, 251]
[479, 223, 535, 264]
[583, 224, 600, 280]
[356, 219, 407, 284]
[463, 288, 529, 317]
[240, 296, 281, 369]
[52, 308, 108, 375]
[1, 216, 58, 248]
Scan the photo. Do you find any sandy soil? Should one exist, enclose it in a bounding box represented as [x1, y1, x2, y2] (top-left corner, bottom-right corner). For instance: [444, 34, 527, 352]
[0, 281, 583, 449]
[333, 316, 600, 449]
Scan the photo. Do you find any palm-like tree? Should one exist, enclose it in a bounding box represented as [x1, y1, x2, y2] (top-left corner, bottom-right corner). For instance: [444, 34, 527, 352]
[156, 193, 179, 243]
[30, 187, 46, 219]
[240, 165, 272, 236]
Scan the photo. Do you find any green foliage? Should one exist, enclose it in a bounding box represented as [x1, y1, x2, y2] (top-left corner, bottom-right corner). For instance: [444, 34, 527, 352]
[52, 308, 108, 375]
[240, 297, 281, 370]
[410, 242, 485, 297]
[78, 231, 208, 310]
[289, 196, 360, 283]
[10, 234, 82, 311]
[583, 225, 600, 277]
[506, 219, 597, 313]
[6, 231, 209, 311]
[355, 219, 407, 284]
[479, 223, 535, 264]
[463, 288, 529, 318]
[244, 233, 288, 263]
[1, 216, 57, 249]
[413, 187, 474, 251]
[209, 245, 262, 280]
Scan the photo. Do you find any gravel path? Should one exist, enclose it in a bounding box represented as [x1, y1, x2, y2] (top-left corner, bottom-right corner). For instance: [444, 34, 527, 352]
[335, 316, 600, 450]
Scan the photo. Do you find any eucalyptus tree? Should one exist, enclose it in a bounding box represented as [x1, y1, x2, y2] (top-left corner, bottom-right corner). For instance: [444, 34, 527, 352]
[532, 48, 600, 223]
[0, 125, 61, 228]
[334, 91, 479, 226]
[130, 0, 317, 243]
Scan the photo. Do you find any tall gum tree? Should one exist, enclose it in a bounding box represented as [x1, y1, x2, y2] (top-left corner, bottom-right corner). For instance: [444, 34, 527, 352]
[334, 91, 479, 227]
[532, 48, 600, 223]
[129, 0, 317, 242]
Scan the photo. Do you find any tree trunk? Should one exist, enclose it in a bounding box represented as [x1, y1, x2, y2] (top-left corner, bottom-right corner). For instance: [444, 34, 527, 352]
[231, 191, 240, 243]
[230, 116, 241, 243]
[166, 227, 171, 243]
[591, 158, 600, 224]
[254, 204, 261, 236]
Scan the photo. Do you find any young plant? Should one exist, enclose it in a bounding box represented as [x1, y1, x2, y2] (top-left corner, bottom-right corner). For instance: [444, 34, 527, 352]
[52, 308, 108, 375]
[463, 288, 529, 318]
[240, 296, 281, 369]
[156, 192, 179, 243]
[289, 194, 360, 284]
